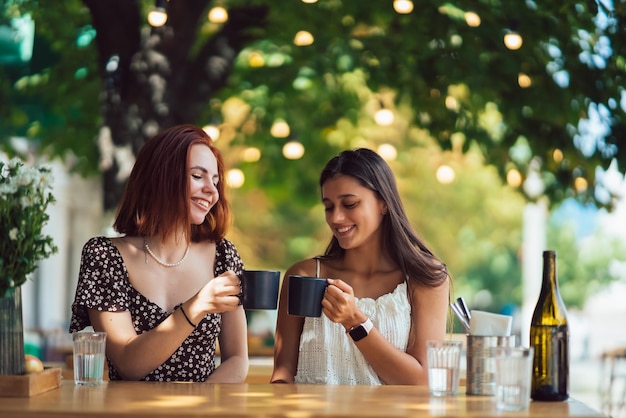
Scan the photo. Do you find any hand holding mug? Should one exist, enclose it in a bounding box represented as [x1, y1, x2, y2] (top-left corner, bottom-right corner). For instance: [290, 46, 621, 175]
[321, 279, 363, 330]
[195, 270, 242, 314]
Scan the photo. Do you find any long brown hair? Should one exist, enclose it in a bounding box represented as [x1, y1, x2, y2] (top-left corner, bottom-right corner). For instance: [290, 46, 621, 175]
[319, 148, 448, 288]
[113, 124, 231, 243]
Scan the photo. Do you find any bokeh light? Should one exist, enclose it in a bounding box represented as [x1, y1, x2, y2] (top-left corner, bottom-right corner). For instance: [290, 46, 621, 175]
[283, 141, 305, 160]
[227, 169, 245, 188]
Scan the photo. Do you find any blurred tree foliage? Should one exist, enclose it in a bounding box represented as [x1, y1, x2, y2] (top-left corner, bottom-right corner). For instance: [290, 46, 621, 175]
[548, 203, 626, 309]
[1, 0, 625, 312]
[1, 0, 624, 208]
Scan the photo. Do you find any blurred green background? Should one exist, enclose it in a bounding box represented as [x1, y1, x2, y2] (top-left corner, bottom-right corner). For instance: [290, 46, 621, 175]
[1, 0, 626, 330]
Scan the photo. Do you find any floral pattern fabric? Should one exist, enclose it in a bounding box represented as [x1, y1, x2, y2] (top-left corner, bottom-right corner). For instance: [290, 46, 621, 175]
[69, 236, 243, 382]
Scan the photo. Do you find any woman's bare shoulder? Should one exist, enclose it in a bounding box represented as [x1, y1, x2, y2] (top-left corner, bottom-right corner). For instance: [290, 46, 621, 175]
[284, 258, 320, 278]
[409, 274, 450, 298]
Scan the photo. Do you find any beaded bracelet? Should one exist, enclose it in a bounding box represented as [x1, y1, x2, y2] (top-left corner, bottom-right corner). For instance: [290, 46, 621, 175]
[179, 305, 197, 328]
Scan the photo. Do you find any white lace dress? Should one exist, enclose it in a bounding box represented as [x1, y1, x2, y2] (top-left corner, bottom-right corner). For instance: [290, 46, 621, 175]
[294, 282, 411, 385]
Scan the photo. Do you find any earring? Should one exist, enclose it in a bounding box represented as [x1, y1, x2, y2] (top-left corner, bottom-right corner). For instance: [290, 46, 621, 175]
[382, 210, 387, 215]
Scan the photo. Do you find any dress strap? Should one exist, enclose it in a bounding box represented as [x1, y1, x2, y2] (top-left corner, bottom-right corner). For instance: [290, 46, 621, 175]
[315, 257, 321, 278]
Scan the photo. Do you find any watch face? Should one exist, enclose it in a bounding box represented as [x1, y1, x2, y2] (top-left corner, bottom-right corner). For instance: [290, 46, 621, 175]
[349, 325, 368, 342]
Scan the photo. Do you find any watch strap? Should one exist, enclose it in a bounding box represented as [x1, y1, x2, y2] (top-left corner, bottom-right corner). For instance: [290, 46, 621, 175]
[348, 318, 374, 342]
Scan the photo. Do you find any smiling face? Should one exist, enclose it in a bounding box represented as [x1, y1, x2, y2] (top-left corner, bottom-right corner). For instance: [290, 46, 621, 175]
[322, 174, 387, 251]
[188, 143, 220, 225]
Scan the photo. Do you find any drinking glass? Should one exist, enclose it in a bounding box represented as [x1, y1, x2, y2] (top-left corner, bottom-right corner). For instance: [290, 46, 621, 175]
[73, 331, 106, 386]
[493, 346, 534, 411]
[427, 340, 462, 396]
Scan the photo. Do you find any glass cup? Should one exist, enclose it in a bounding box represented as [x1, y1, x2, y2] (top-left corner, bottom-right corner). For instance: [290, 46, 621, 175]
[427, 340, 463, 396]
[72, 331, 107, 386]
[492, 346, 534, 411]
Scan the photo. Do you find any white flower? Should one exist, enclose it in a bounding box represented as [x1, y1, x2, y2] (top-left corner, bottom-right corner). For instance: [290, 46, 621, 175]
[0, 158, 57, 294]
[20, 195, 35, 208]
[0, 183, 18, 195]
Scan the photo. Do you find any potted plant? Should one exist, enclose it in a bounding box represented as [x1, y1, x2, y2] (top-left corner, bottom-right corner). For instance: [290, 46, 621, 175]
[0, 158, 57, 375]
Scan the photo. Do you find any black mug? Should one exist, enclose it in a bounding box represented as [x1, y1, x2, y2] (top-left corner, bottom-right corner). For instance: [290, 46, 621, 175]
[288, 275, 328, 317]
[241, 270, 281, 310]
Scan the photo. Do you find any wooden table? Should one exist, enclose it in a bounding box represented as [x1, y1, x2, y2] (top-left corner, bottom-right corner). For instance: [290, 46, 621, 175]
[0, 381, 607, 418]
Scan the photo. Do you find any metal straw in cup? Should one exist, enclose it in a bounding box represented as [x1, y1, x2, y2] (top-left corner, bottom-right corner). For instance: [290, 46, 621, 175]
[450, 302, 470, 333]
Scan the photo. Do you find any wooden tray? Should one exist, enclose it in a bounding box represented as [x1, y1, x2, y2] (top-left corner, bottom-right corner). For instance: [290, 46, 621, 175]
[0, 367, 62, 397]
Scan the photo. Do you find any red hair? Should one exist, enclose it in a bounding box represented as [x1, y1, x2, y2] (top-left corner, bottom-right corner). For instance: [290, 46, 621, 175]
[113, 125, 231, 243]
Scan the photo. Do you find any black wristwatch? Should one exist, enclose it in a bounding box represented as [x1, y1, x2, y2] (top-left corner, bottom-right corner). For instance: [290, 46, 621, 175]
[348, 318, 374, 342]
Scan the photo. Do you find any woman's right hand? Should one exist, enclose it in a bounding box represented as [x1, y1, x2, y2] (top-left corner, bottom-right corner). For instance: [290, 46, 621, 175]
[187, 270, 242, 319]
[322, 278, 367, 332]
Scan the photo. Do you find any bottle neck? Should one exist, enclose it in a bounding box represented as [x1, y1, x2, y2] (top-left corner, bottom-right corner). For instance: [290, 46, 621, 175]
[536, 250, 568, 324]
[541, 252, 558, 293]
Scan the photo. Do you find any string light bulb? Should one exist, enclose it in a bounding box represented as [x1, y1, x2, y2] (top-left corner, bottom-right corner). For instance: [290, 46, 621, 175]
[464, 11, 481, 27]
[377, 144, 397, 161]
[374, 98, 395, 126]
[518, 73, 532, 88]
[241, 147, 261, 162]
[208, 7, 228, 23]
[436, 165, 455, 184]
[506, 169, 522, 188]
[227, 169, 245, 188]
[504, 31, 523, 50]
[393, 0, 414, 14]
[283, 141, 305, 160]
[574, 176, 588, 192]
[294, 31, 314, 46]
[374, 108, 394, 126]
[147, 0, 168, 27]
[270, 120, 290, 138]
[202, 124, 220, 141]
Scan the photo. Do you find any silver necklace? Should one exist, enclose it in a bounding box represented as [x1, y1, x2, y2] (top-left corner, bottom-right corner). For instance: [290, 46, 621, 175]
[143, 239, 190, 268]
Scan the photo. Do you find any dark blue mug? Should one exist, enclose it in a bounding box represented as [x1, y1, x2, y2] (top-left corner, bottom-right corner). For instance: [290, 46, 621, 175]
[241, 270, 280, 310]
[288, 275, 329, 317]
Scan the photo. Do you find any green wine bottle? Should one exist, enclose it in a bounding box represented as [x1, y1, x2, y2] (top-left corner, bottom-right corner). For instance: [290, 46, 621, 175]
[530, 250, 569, 401]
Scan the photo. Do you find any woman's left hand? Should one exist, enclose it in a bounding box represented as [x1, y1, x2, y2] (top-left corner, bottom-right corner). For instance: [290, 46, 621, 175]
[322, 279, 367, 331]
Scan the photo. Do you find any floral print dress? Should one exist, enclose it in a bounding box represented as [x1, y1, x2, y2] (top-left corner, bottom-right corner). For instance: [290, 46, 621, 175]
[69, 236, 243, 382]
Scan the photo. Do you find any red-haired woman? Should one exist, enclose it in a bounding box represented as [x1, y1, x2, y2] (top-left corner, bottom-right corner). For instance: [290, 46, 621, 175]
[69, 125, 248, 382]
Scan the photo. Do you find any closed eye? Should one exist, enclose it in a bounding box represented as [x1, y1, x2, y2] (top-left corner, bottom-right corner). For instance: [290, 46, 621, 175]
[324, 200, 359, 211]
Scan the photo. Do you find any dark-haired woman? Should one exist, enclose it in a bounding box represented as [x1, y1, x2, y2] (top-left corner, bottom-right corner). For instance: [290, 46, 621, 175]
[69, 125, 248, 382]
[271, 148, 450, 385]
